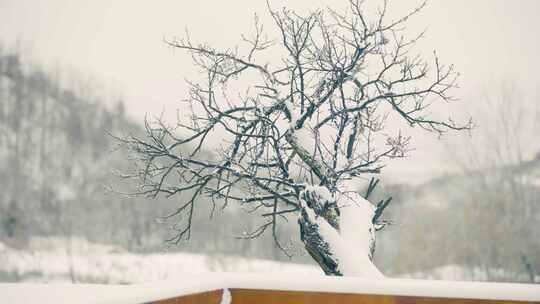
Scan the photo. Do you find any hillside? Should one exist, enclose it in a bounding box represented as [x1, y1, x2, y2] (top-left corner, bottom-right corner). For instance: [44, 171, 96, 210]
[0, 48, 304, 265]
[375, 158, 540, 282]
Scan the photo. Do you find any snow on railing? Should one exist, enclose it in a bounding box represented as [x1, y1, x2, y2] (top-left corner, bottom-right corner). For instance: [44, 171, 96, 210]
[1, 273, 539, 304]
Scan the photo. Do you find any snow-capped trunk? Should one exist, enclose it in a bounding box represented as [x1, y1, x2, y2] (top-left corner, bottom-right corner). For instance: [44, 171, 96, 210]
[285, 115, 383, 277]
[298, 186, 383, 277]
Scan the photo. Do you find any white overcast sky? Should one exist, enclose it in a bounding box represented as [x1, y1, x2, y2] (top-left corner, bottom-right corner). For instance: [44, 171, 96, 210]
[1, 0, 539, 184]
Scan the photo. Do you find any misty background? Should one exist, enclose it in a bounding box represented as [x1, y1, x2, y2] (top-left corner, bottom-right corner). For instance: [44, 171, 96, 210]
[0, 0, 539, 283]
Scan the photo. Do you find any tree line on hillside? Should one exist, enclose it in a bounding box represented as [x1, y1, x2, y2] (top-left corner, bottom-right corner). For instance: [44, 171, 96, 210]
[0, 47, 297, 261]
[374, 86, 540, 282]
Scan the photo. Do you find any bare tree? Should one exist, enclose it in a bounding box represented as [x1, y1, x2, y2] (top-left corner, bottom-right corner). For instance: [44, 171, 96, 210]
[118, 0, 471, 276]
[446, 83, 540, 282]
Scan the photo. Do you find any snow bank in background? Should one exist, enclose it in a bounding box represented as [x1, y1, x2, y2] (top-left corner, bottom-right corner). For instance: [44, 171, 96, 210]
[1, 237, 536, 285]
[0, 237, 320, 284]
[403, 264, 540, 283]
[2, 238, 540, 303]
[27, 236, 124, 253]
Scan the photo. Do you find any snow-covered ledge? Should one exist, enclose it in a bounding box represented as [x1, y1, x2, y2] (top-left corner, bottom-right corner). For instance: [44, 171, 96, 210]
[2, 273, 540, 304]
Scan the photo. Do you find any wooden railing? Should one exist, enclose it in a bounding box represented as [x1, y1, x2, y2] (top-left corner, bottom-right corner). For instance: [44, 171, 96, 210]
[2, 273, 539, 303]
[150, 288, 540, 304]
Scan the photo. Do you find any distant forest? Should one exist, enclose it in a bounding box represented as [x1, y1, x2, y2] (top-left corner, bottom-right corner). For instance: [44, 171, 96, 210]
[0, 47, 296, 260]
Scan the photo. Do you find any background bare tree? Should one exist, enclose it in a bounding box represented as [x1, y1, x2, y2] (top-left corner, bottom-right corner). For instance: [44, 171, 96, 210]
[119, 0, 471, 276]
[445, 83, 540, 282]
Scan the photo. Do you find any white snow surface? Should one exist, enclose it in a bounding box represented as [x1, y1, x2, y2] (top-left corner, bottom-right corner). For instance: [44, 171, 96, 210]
[404, 264, 540, 282]
[303, 185, 333, 203]
[0, 237, 319, 284]
[338, 191, 382, 277]
[1, 273, 540, 304]
[1, 238, 540, 303]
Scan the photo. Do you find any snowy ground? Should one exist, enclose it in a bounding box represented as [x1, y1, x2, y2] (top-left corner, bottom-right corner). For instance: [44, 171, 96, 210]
[1, 237, 536, 284]
[0, 237, 320, 284]
[2, 238, 540, 304]
[403, 264, 534, 282]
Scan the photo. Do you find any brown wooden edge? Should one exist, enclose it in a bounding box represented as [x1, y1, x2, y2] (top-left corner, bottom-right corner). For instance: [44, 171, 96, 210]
[148, 288, 540, 304]
[148, 289, 223, 304]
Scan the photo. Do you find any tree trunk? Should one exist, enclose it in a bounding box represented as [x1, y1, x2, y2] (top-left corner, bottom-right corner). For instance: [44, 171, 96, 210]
[298, 186, 382, 277]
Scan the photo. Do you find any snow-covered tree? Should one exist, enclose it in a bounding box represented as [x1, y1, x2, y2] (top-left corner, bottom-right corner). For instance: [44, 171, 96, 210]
[119, 0, 471, 276]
